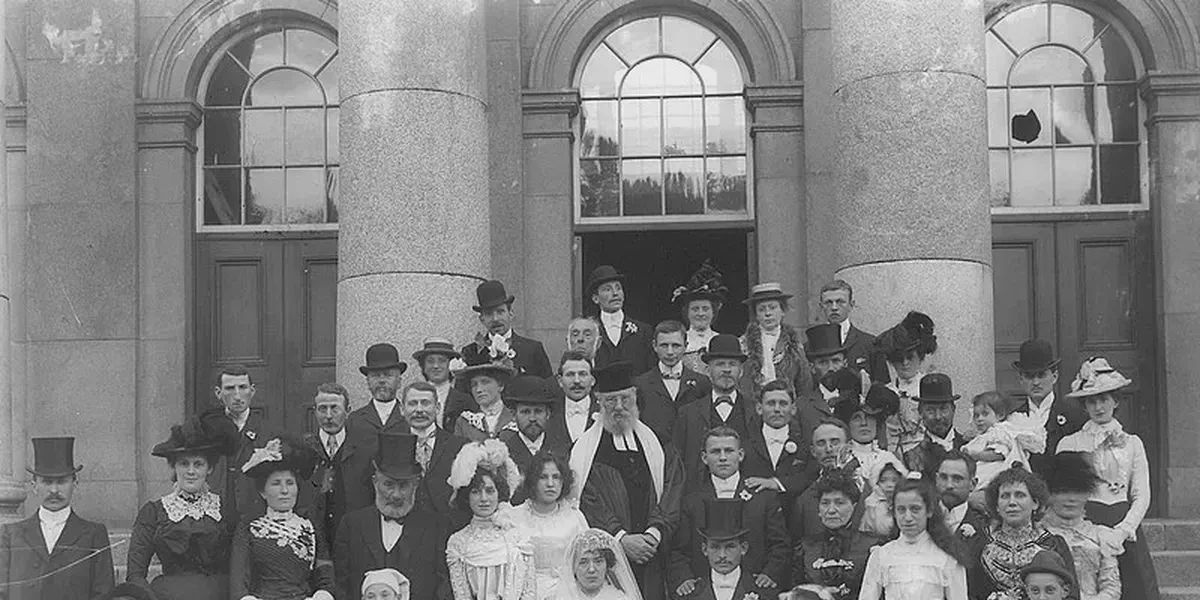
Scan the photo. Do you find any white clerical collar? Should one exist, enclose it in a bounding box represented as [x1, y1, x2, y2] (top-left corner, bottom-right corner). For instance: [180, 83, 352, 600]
[711, 567, 741, 589]
[319, 429, 346, 447]
[600, 310, 625, 327]
[38, 506, 71, 525]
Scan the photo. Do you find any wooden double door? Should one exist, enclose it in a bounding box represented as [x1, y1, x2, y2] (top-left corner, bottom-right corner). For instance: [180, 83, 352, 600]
[194, 236, 338, 436]
[992, 216, 1160, 511]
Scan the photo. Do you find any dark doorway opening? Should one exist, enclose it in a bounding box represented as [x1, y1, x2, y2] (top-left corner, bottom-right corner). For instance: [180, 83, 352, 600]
[580, 229, 752, 335]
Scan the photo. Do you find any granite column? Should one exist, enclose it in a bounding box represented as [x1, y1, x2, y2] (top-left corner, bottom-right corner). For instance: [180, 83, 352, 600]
[0, 0, 19, 521]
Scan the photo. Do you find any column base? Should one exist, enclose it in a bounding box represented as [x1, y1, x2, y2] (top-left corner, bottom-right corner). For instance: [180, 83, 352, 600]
[0, 479, 26, 522]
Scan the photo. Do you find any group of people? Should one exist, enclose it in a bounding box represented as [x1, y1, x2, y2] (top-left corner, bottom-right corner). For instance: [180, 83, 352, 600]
[0, 263, 1160, 600]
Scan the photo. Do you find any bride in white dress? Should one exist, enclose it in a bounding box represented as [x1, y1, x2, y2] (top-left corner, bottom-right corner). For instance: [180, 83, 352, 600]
[552, 529, 642, 600]
[508, 451, 589, 600]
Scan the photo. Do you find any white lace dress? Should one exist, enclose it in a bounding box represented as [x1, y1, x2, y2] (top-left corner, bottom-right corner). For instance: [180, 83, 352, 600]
[508, 501, 589, 600]
[446, 512, 536, 600]
[858, 531, 968, 600]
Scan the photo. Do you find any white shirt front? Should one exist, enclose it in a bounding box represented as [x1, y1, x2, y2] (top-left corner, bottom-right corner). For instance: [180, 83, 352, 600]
[711, 567, 742, 600]
[944, 501, 968, 533]
[712, 390, 738, 423]
[318, 429, 346, 457]
[763, 424, 790, 467]
[412, 425, 438, 452]
[521, 432, 544, 455]
[564, 396, 593, 441]
[760, 329, 780, 382]
[929, 428, 957, 451]
[839, 319, 853, 344]
[380, 514, 404, 552]
[373, 399, 397, 425]
[711, 472, 741, 499]
[434, 380, 453, 425]
[659, 362, 683, 399]
[227, 409, 249, 432]
[1027, 391, 1055, 430]
[39, 506, 71, 554]
[600, 310, 625, 346]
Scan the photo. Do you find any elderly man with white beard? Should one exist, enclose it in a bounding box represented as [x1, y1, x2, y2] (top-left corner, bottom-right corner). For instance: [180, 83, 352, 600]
[570, 361, 685, 600]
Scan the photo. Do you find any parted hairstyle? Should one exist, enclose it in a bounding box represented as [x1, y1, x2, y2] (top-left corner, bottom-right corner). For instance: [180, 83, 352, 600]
[985, 465, 1050, 523]
[212, 364, 252, 388]
[819, 279, 854, 302]
[453, 466, 513, 514]
[519, 450, 575, 503]
[758, 378, 795, 401]
[703, 425, 742, 449]
[893, 475, 968, 564]
[936, 449, 978, 479]
[558, 349, 594, 374]
[402, 380, 439, 403]
[654, 319, 687, 341]
[315, 381, 350, 408]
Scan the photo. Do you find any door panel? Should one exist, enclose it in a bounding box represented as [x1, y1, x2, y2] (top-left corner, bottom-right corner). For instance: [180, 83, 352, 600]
[284, 239, 339, 435]
[991, 223, 1057, 394]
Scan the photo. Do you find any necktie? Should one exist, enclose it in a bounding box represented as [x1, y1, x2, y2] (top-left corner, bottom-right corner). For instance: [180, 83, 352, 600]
[715, 395, 733, 407]
[326, 436, 339, 459]
[417, 437, 432, 470]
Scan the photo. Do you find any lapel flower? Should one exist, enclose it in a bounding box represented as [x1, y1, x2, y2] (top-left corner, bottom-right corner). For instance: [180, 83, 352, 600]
[784, 440, 798, 454]
[684, 378, 697, 388]
[505, 348, 517, 359]
[1056, 414, 1067, 426]
[743, 593, 759, 600]
[246, 430, 257, 440]
[960, 523, 976, 538]
[739, 489, 754, 501]
[625, 321, 638, 334]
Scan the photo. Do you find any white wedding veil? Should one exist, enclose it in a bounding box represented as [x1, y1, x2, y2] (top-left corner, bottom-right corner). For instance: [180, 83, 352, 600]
[553, 528, 643, 600]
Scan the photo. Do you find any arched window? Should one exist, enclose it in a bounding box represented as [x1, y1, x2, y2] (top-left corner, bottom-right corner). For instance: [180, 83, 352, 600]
[987, 1, 1144, 209]
[577, 15, 748, 222]
[198, 24, 339, 229]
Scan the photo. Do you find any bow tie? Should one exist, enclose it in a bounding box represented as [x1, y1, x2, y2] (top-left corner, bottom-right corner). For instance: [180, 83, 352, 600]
[929, 436, 955, 451]
[661, 371, 681, 380]
[713, 578, 737, 590]
[566, 402, 590, 417]
[714, 395, 734, 407]
[383, 515, 405, 524]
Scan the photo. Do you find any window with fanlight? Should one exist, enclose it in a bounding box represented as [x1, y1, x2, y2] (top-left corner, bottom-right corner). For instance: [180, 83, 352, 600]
[986, 1, 1144, 209]
[198, 24, 339, 229]
[576, 15, 749, 222]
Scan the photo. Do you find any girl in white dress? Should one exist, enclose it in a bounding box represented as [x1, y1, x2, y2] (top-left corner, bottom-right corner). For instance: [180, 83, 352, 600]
[509, 451, 589, 600]
[858, 473, 969, 600]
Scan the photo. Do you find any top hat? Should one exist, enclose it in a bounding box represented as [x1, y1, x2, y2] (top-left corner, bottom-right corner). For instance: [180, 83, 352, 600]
[586, 265, 625, 296]
[741, 282, 793, 306]
[104, 581, 158, 600]
[701, 334, 748, 363]
[412, 337, 462, 363]
[593, 361, 636, 394]
[27, 437, 83, 478]
[373, 433, 423, 480]
[805, 324, 847, 359]
[1012, 339, 1061, 373]
[1019, 550, 1077, 589]
[503, 375, 558, 407]
[1066, 357, 1132, 398]
[360, 343, 408, 376]
[242, 434, 318, 481]
[699, 498, 748, 541]
[151, 408, 239, 460]
[473, 280, 515, 313]
[914, 373, 960, 404]
[672, 260, 727, 306]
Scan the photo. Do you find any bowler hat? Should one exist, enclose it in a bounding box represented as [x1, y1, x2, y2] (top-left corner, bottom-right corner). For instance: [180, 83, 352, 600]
[1020, 550, 1077, 589]
[27, 437, 82, 478]
[698, 498, 748, 541]
[593, 361, 636, 394]
[741, 282, 793, 306]
[914, 373, 960, 404]
[701, 333, 748, 363]
[360, 343, 408, 376]
[373, 433, 423, 480]
[586, 265, 625, 296]
[412, 337, 461, 363]
[503, 375, 557, 407]
[805, 324, 846, 359]
[473, 280, 515, 313]
[1012, 339, 1061, 372]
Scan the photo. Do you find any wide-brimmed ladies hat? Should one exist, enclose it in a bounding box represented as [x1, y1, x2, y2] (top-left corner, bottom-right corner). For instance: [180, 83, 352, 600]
[741, 282, 793, 306]
[672, 260, 727, 306]
[1066, 357, 1132, 398]
[241, 434, 318, 481]
[454, 345, 516, 381]
[151, 407, 239, 459]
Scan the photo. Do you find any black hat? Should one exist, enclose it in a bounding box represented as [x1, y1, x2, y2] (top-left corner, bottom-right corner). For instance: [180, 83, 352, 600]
[699, 498, 748, 541]
[503, 375, 558, 407]
[1020, 550, 1077, 589]
[593, 361, 635, 394]
[586, 265, 625, 296]
[27, 437, 83, 478]
[473, 280, 515, 312]
[805, 324, 847, 359]
[104, 581, 157, 600]
[151, 407, 239, 459]
[875, 311, 937, 357]
[1013, 339, 1061, 373]
[914, 373, 960, 404]
[360, 343, 408, 376]
[456, 344, 516, 381]
[672, 260, 727, 305]
[1046, 452, 1100, 495]
[412, 337, 461, 363]
[822, 368, 862, 407]
[701, 333, 748, 363]
[741, 282, 793, 306]
[836, 381, 901, 424]
[373, 433, 423, 480]
[242, 433, 318, 481]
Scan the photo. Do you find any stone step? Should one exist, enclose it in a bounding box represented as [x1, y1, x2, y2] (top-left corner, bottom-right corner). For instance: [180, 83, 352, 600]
[1145, 519, 1200, 551]
[1161, 587, 1200, 600]
[1154, 550, 1200, 588]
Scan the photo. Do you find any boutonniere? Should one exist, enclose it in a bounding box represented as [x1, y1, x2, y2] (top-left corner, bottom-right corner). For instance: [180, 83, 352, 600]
[246, 430, 257, 440]
[625, 321, 638, 334]
[684, 378, 698, 388]
[739, 489, 754, 501]
[742, 593, 759, 600]
[784, 440, 798, 454]
[462, 411, 486, 431]
[960, 523, 976, 538]
[1056, 414, 1067, 426]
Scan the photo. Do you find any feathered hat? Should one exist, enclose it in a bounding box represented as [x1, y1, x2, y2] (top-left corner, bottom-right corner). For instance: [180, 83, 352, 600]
[1046, 452, 1101, 495]
[875, 311, 938, 358]
[241, 433, 318, 481]
[1066, 357, 1132, 398]
[671, 260, 728, 305]
[447, 439, 522, 503]
[151, 406, 240, 460]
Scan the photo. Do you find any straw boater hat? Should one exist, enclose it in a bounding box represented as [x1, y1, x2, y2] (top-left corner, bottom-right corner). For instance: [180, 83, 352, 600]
[741, 282, 793, 307]
[1066, 357, 1132, 398]
[412, 336, 461, 363]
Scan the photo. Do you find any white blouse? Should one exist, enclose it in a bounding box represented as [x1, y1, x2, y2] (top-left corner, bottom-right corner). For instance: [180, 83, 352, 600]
[1057, 420, 1151, 536]
[508, 501, 590, 600]
[858, 531, 968, 600]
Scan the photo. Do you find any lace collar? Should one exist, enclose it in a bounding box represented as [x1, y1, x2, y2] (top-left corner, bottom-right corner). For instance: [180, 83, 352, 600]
[250, 511, 316, 566]
[161, 487, 222, 523]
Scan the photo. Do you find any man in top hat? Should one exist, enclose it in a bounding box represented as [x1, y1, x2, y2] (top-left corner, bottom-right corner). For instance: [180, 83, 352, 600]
[818, 280, 876, 372]
[460, 280, 553, 379]
[547, 350, 601, 445]
[673, 499, 772, 600]
[1006, 339, 1086, 477]
[452, 350, 519, 442]
[398, 381, 468, 527]
[0, 437, 114, 600]
[335, 433, 452, 600]
[669, 426, 790, 596]
[739, 282, 813, 399]
[301, 382, 376, 545]
[504, 376, 570, 504]
[570, 361, 685, 600]
[674, 334, 758, 485]
[413, 337, 477, 430]
[793, 324, 856, 449]
[208, 364, 264, 520]
[348, 343, 412, 437]
[902, 374, 967, 479]
[634, 320, 712, 445]
[587, 265, 655, 375]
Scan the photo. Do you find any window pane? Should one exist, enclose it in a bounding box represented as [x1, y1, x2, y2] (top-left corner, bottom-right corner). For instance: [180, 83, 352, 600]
[245, 168, 285, 224]
[1050, 4, 1103, 50]
[1095, 85, 1138, 143]
[706, 97, 745, 154]
[706, 156, 746, 213]
[623, 58, 701, 97]
[987, 89, 1008, 147]
[696, 41, 742, 93]
[986, 32, 1015, 86]
[206, 54, 251, 106]
[580, 159, 620, 217]
[285, 168, 327, 223]
[992, 4, 1048, 53]
[326, 166, 340, 222]
[1052, 86, 1095, 145]
[286, 108, 326, 164]
[1010, 149, 1053, 206]
[250, 69, 324, 106]
[663, 98, 702, 155]
[606, 18, 659, 65]
[244, 109, 284, 165]
[203, 168, 242, 225]
[664, 158, 704, 215]
[1086, 29, 1137, 81]
[989, 150, 1010, 207]
[621, 99, 661, 156]
[579, 44, 626, 97]
[286, 29, 336, 73]
[1011, 46, 1092, 85]
[622, 159, 663, 216]
[234, 30, 284, 76]
[204, 109, 241, 165]
[327, 107, 340, 163]
[1099, 145, 1139, 203]
[663, 17, 715, 64]
[317, 54, 340, 104]
[581, 100, 619, 157]
[1054, 147, 1096, 205]
[1009, 89, 1051, 146]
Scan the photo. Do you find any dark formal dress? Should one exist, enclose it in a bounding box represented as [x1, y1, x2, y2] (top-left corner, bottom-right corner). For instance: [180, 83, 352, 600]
[786, 463, 865, 544]
[668, 477, 791, 590]
[208, 410, 265, 521]
[841, 324, 876, 374]
[673, 390, 758, 485]
[741, 421, 817, 516]
[416, 428, 469, 522]
[792, 525, 880, 599]
[1008, 391, 1087, 478]
[0, 510, 114, 600]
[334, 506, 452, 600]
[231, 511, 334, 600]
[299, 431, 375, 547]
[979, 525, 1079, 600]
[633, 366, 711, 446]
[442, 387, 479, 431]
[126, 491, 234, 600]
[461, 332, 554, 379]
[902, 431, 968, 481]
[594, 314, 655, 375]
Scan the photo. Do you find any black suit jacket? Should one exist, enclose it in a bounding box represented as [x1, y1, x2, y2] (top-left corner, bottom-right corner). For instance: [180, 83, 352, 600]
[741, 420, 816, 511]
[634, 367, 712, 445]
[952, 504, 991, 600]
[207, 410, 265, 520]
[0, 512, 114, 600]
[1008, 392, 1087, 477]
[786, 462, 866, 543]
[461, 332, 554, 379]
[673, 389, 758, 485]
[546, 395, 600, 445]
[902, 432, 969, 480]
[668, 479, 790, 590]
[594, 315, 655, 375]
[842, 324, 876, 373]
[334, 506, 451, 600]
[441, 387, 478, 431]
[505, 430, 571, 504]
[416, 429, 469, 520]
[680, 570, 772, 600]
[299, 430, 376, 544]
